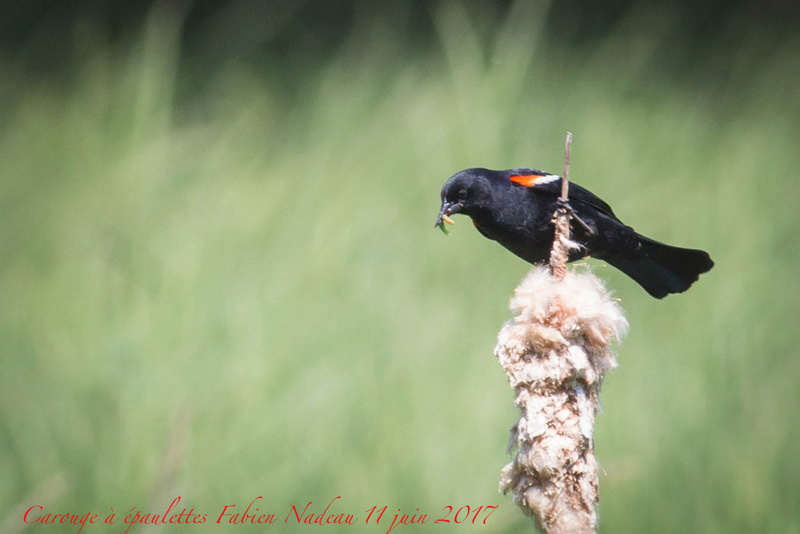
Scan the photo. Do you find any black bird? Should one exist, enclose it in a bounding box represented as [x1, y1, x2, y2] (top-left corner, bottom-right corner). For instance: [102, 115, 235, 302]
[435, 167, 713, 298]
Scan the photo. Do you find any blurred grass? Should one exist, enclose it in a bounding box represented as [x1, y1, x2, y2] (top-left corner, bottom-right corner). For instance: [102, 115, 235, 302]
[1, 2, 800, 532]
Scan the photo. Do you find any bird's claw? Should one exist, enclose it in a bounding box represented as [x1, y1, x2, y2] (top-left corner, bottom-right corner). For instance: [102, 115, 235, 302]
[555, 198, 596, 237]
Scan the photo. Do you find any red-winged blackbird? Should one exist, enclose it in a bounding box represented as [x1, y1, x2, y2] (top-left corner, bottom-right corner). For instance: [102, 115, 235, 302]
[435, 167, 713, 298]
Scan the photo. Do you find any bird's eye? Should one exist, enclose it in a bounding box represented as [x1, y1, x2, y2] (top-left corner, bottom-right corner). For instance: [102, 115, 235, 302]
[457, 189, 468, 202]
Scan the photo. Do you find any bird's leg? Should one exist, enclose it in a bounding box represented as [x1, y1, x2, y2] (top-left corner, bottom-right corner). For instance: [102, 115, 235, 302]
[556, 198, 596, 237]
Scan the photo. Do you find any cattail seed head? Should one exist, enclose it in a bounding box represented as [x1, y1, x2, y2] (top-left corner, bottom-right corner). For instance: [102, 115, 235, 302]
[496, 265, 627, 534]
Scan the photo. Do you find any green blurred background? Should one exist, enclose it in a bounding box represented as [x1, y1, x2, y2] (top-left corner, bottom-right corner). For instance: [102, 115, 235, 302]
[2, 1, 799, 532]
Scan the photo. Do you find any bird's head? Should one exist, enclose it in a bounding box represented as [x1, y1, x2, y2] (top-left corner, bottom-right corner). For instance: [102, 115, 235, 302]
[434, 168, 494, 233]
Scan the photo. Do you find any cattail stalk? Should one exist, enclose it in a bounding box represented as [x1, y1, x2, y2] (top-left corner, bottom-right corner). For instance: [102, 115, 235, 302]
[496, 133, 627, 533]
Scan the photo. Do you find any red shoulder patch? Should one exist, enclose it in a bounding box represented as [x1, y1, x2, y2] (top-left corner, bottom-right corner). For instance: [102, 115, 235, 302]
[509, 173, 544, 187]
[509, 173, 559, 187]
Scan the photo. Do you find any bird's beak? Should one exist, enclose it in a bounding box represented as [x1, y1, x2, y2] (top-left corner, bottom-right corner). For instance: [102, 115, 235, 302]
[434, 201, 460, 233]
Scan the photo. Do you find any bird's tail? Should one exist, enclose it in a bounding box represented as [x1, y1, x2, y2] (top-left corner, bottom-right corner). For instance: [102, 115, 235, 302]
[603, 236, 714, 298]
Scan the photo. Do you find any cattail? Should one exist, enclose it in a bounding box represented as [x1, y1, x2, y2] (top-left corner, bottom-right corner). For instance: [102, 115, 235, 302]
[496, 133, 627, 533]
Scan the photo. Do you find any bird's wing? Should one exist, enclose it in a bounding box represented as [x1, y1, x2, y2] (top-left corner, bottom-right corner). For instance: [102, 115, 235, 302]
[565, 181, 621, 222]
[510, 172, 620, 222]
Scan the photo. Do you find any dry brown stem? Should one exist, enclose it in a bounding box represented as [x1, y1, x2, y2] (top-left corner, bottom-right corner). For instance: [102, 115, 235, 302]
[549, 132, 573, 281]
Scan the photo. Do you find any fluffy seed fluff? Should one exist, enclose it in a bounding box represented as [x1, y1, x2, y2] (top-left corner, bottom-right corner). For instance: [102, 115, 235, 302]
[496, 265, 627, 534]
